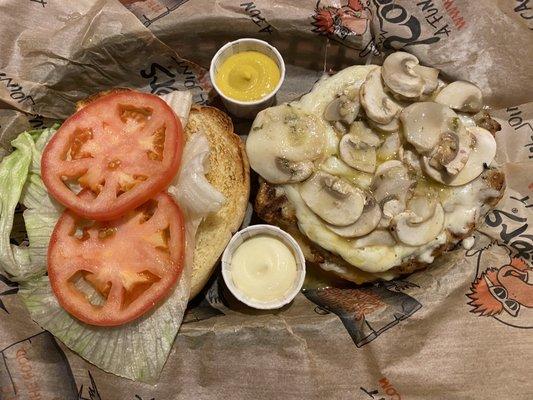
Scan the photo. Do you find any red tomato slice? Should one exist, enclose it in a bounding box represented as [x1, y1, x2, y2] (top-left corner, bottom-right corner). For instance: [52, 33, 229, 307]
[41, 90, 183, 220]
[48, 192, 185, 326]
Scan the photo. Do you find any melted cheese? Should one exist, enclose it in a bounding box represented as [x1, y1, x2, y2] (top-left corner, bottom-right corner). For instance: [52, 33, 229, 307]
[283, 185, 447, 273]
[252, 65, 501, 277]
[319, 156, 373, 188]
[298, 65, 376, 157]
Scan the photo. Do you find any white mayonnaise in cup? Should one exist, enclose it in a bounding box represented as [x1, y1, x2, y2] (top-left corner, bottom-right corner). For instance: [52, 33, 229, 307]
[209, 38, 286, 119]
[221, 225, 306, 310]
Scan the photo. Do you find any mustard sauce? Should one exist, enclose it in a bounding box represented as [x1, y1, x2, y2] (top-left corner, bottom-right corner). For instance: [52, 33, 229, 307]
[215, 51, 280, 102]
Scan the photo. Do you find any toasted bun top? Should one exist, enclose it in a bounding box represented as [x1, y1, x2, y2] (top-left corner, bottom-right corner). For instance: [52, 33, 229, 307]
[185, 106, 250, 299]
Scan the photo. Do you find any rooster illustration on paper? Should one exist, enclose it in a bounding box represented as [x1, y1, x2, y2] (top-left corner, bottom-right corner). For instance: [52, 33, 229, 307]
[312, 0, 371, 40]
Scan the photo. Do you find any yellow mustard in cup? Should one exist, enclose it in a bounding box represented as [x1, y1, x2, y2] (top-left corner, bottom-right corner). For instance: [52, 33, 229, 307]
[215, 51, 281, 102]
[210, 39, 286, 119]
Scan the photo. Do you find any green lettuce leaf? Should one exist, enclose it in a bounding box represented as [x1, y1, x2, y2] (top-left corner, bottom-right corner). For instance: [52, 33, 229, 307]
[19, 272, 190, 383]
[0, 126, 61, 281]
[6, 125, 207, 383]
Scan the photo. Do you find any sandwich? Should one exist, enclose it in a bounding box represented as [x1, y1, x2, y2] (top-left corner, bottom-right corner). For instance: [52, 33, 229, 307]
[248, 52, 505, 284]
[0, 89, 249, 381]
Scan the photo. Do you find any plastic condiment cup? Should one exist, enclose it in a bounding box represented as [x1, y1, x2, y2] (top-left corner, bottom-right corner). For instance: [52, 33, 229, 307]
[209, 38, 286, 119]
[221, 224, 306, 310]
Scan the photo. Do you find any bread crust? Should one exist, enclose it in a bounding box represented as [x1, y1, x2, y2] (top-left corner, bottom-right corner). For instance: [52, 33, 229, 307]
[186, 106, 250, 299]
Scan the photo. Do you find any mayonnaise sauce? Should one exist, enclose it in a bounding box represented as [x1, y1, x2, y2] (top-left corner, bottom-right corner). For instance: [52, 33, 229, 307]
[230, 235, 297, 302]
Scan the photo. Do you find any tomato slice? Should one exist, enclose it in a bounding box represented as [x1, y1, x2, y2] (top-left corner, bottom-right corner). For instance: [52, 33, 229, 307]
[48, 192, 185, 326]
[41, 90, 183, 220]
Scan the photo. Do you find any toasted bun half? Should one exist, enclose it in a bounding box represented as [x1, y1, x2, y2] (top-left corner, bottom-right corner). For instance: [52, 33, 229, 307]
[184, 106, 250, 299]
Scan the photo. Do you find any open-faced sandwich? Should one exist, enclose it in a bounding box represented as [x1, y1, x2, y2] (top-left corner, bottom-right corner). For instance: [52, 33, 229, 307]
[0, 89, 249, 381]
[248, 52, 505, 283]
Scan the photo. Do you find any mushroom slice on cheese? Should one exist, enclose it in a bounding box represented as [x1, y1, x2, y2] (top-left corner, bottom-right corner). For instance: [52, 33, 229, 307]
[435, 81, 483, 113]
[415, 65, 440, 95]
[326, 193, 381, 237]
[353, 229, 397, 248]
[391, 203, 445, 246]
[339, 134, 377, 173]
[378, 197, 405, 228]
[324, 87, 360, 125]
[426, 126, 474, 176]
[382, 198, 405, 219]
[360, 67, 401, 124]
[382, 52, 439, 99]
[406, 194, 438, 223]
[368, 117, 400, 133]
[400, 102, 459, 153]
[275, 158, 313, 182]
[400, 147, 423, 173]
[377, 132, 401, 160]
[300, 171, 365, 226]
[246, 104, 327, 184]
[349, 121, 382, 147]
[372, 161, 414, 204]
[422, 126, 497, 186]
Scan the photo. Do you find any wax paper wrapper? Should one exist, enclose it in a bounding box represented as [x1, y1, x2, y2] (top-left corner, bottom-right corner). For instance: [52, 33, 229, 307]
[0, 0, 532, 399]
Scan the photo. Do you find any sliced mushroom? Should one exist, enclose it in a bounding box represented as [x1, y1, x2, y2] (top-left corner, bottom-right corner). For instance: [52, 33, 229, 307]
[360, 67, 401, 124]
[377, 132, 400, 160]
[406, 194, 437, 223]
[372, 161, 414, 203]
[246, 104, 326, 184]
[382, 198, 405, 219]
[377, 196, 406, 228]
[400, 148, 422, 173]
[319, 156, 374, 188]
[391, 203, 445, 246]
[400, 102, 458, 154]
[382, 52, 439, 99]
[275, 158, 313, 182]
[435, 81, 483, 113]
[339, 134, 377, 173]
[368, 117, 400, 133]
[374, 159, 403, 176]
[473, 110, 501, 135]
[427, 126, 473, 176]
[332, 121, 348, 135]
[422, 126, 497, 186]
[326, 193, 381, 237]
[324, 94, 360, 125]
[413, 65, 439, 95]
[300, 171, 365, 226]
[353, 229, 397, 248]
[349, 121, 382, 147]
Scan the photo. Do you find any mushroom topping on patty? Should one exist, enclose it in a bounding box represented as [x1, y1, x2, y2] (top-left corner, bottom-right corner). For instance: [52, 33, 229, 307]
[391, 203, 445, 246]
[382, 52, 439, 99]
[324, 87, 360, 125]
[360, 67, 401, 124]
[400, 102, 474, 176]
[246, 104, 327, 184]
[368, 117, 400, 133]
[422, 126, 497, 186]
[339, 134, 377, 173]
[326, 193, 382, 237]
[300, 172, 366, 226]
[435, 81, 483, 113]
